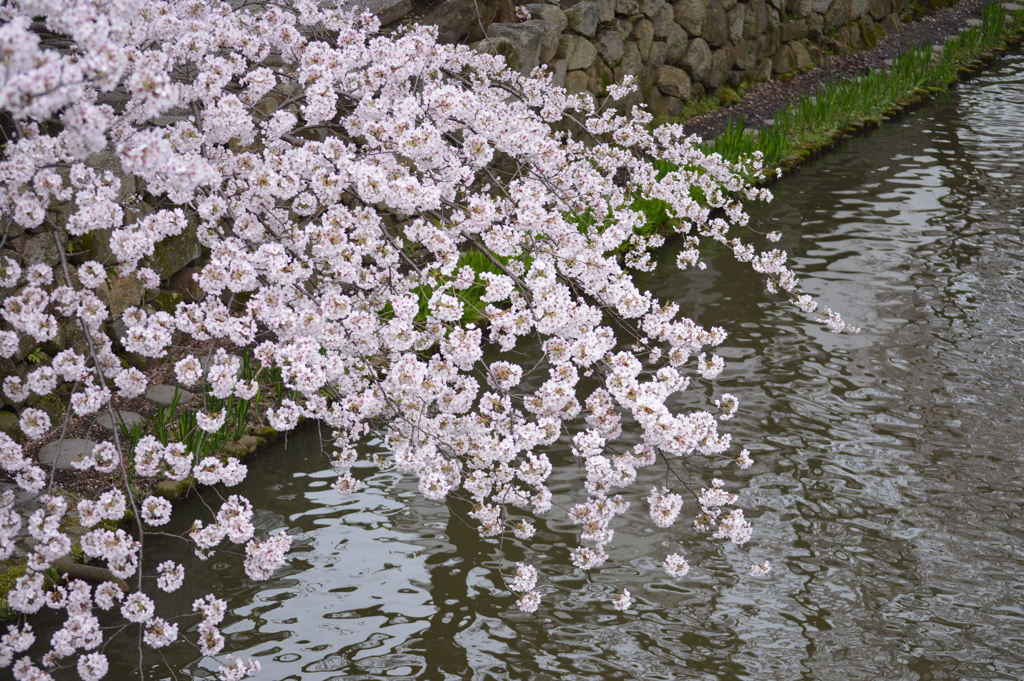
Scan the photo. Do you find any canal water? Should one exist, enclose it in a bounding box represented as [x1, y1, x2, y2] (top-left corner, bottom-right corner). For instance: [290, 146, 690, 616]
[111, 49, 1024, 680]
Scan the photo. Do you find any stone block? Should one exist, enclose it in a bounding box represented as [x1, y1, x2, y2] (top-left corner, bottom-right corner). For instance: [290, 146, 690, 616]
[824, 0, 851, 32]
[772, 43, 797, 73]
[647, 85, 668, 116]
[95, 410, 145, 432]
[649, 39, 668, 69]
[665, 23, 689, 64]
[704, 45, 734, 87]
[146, 288, 183, 314]
[617, 0, 639, 13]
[422, 0, 515, 43]
[598, 0, 617, 22]
[527, 19, 564, 63]
[653, 4, 675, 36]
[665, 95, 685, 115]
[102, 274, 145, 317]
[145, 226, 202, 281]
[557, 34, 599, 70]
[657, 65, 692, 97]
[613, 41, 643, 81]
[674, 0, 707, 34]
[780, 18, 809, 41]
[0, 410, 19, 438]
[728, 5, 745, 43]
[733, 39, 757, 70]
[169, 266, 204, 303]
[812, 0, 832, 12]
[222, 441, 248, 459]
[879, 13, 900, 33]
[680, 36, 712, 80]
[596, 28, 626, 64]
[587, 58, 616, 95]
[807, 12, 824, 37]
[145, 384, 196, 408]
[851, 0, 869, 18]
[564, 69, 591, 94]
[788, 0, 813, 14]
[525, 3, 569, 30]
[704, 0, 730, 46]
[805, 40, 822, 63]
[488, 22, 546, 73]
[868, 0, 890, 18]
[791, 39, 812, 68]
[617, 17, 634, 39]
[38, 438, 96, 471]
[638, 0, 666, 17]
[635, 18, 655, 58]
[566, 1, 601, 36]
[551, 58, 568, 87]
[23, 232, 63, 268]
[155, 480, 190, 501]
[744, 0, 768, 39]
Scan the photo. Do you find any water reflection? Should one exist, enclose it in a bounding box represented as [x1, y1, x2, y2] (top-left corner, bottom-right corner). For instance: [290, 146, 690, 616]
[91, 50, 1024, 680]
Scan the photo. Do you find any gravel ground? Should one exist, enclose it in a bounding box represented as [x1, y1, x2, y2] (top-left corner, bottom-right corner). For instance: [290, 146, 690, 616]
[682, 0, 995, 139]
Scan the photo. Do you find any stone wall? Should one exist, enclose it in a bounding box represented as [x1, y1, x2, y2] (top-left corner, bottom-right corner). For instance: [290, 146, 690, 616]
[366, 0, 912, 116]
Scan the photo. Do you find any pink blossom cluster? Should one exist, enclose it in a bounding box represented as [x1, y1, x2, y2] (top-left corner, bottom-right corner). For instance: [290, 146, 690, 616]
[0, 0, 855, 673]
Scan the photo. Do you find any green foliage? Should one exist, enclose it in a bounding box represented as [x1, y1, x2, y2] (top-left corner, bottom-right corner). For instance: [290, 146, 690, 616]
[117, 349, 269, 485]
[411, 247, 513, 325]
[0, 560, 27, 624]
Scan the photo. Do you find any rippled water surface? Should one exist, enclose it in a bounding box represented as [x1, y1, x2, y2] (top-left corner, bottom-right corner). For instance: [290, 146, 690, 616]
[114, 51, 1024, 680]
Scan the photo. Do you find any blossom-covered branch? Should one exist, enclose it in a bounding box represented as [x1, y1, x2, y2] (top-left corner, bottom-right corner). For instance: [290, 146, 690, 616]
[0, 0, 853, 678]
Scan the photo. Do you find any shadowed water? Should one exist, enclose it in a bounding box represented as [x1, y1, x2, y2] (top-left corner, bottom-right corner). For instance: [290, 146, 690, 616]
[91, 50, 1024, 680]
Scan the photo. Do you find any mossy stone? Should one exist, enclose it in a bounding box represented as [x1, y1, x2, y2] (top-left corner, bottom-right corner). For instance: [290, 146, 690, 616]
[239, 435, 264, 454]
[221, 441, 248, 459]
[155, 480, 192, 501]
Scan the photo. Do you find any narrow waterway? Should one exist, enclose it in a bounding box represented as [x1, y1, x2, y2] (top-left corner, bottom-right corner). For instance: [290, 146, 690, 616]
[109, 49, 1024, 680]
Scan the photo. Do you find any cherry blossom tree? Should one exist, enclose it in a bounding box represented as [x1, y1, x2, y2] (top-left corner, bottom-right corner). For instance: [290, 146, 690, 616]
[0, 0, 854, 678]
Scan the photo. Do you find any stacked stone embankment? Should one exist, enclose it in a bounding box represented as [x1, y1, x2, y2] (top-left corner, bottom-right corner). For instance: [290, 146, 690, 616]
[348, 0, 913, 117]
